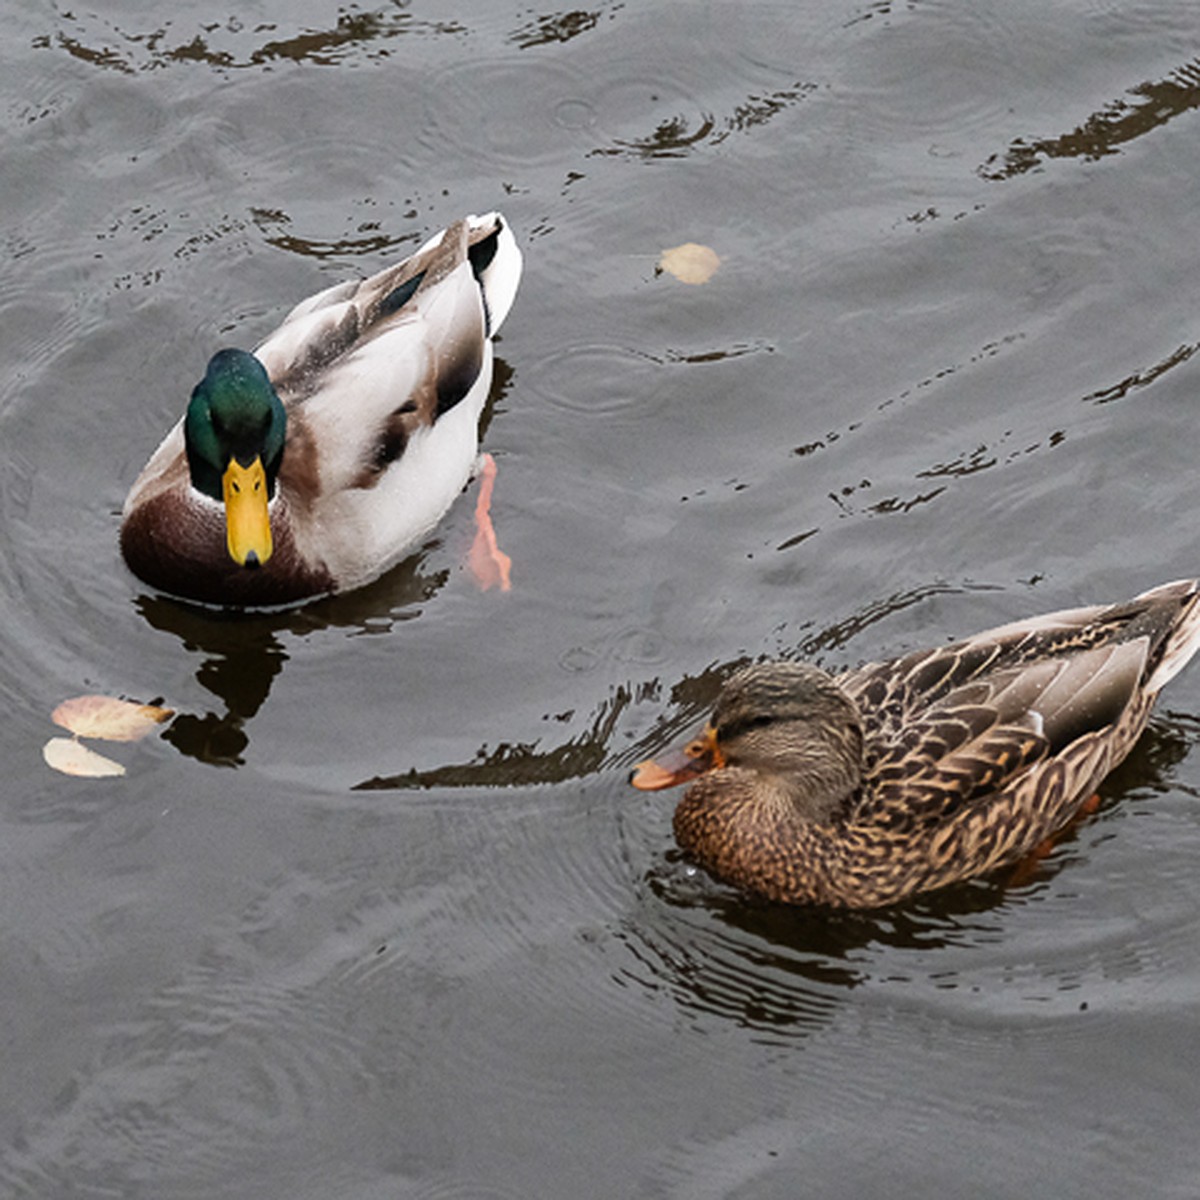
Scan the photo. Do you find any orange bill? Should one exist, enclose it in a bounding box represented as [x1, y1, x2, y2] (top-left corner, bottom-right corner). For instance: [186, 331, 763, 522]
[222, 456, 273, 567]
[629, 724, 723, 790]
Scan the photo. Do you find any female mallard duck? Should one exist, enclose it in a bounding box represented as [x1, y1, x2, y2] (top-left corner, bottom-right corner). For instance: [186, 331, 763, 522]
[632, 579, 1200, 908]
[120, 212, 522, 607]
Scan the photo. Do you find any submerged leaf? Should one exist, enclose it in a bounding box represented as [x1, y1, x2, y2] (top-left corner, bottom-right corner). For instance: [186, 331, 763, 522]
[43, 737, 126, 778]
[51, 695, 173, 742]
[659, 242, 720, 285]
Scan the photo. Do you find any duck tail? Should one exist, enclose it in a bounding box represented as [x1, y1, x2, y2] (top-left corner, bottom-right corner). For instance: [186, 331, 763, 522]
[1141, 579, 1200, 692]
[465, 212, 523, 337]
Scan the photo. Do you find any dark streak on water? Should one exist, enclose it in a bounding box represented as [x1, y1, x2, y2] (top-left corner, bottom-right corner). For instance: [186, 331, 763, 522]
[3, 1, 1200, 1197]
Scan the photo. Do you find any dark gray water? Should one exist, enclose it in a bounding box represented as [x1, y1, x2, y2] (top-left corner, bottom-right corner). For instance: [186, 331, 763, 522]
[3, 1, 1200, 1196]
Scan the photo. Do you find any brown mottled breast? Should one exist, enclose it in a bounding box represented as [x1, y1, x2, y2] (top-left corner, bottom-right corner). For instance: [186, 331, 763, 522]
[119, 489, 334, 607]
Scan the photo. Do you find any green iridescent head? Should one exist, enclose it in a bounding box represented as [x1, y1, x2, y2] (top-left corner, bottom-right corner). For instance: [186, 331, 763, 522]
[183, 349, 287, 566]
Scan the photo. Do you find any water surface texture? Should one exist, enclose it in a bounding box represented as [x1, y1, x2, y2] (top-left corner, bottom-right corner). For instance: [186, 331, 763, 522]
[3, 1, 1200, 1196]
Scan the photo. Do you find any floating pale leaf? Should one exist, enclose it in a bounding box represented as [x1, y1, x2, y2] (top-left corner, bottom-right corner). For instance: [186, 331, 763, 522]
[43, 737, 126, 778]
[51, 695, 173, 742]
[659, 242, 720, 285]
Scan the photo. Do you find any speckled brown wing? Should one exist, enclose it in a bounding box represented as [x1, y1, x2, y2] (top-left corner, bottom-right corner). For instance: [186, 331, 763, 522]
[827, 584, 1200, 899]
[668, 581, 1200, 908]
[847, 579, 1197, 697]
[845, 640, 1148, 834]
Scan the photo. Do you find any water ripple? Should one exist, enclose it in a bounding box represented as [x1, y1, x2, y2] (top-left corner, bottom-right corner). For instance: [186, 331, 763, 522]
[0, 865, 477, 1196]
[521, 342, 661, 417]
[523, 339, 773, 420]
[586, 73, 817, 161]
[421, 57, 582, 169]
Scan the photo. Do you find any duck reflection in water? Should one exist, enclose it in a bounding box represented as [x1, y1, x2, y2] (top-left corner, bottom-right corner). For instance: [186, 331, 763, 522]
[134, 556, 447, 767]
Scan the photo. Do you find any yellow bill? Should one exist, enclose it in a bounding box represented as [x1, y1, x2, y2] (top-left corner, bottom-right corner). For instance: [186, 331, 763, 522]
[222, 456, 273, 566]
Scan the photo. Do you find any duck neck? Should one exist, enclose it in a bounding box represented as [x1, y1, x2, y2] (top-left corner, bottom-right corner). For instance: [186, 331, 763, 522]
[673, 765, 857, 907]
[747, 718, 863, 826]
[767, 755, 859, 825]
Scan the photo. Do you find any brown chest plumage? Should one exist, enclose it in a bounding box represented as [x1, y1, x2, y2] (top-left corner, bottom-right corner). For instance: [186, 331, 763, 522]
[119, 491, 334, 607]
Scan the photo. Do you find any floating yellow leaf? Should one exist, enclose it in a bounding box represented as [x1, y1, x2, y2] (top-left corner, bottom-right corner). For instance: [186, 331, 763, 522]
[658, 242, 720, 285]
[42, 737, 126, 779]
[51, 695, 173, 743]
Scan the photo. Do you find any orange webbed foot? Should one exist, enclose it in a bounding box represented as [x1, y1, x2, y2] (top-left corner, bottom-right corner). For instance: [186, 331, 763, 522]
[468, 452, 512, 592]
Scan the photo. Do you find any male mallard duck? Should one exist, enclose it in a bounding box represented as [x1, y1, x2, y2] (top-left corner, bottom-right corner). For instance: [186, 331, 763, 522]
[120, 212, 522, 607]
[631, 579, 1200, 908]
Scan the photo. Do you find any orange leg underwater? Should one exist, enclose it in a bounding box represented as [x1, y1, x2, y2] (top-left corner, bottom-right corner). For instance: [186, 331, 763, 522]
[468, 452, 512, 592]
[1007, 792, 1103, 888]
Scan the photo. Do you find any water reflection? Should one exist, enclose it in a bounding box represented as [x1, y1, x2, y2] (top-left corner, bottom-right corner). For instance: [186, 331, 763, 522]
[354, 684, 633, 790]
[510, 7, 610, 49]
[37, 6, 466, 74]
[136, 553, 447, 767]
[586, 79, 816, 161]
[1082, 340, 1200, 406]
[248, 10, 466, 67]
[613, 841, 1030, 1041]
[763, 326, 1099, 541]
[593, 111, 718, 161]
[250, 207, 419, 261]
[139, 596, 283, 766]
[981, 57, 1200, 180]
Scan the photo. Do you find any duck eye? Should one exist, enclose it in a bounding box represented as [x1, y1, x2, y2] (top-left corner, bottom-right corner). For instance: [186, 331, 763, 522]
[685, 739, 706, 758]
[717, 713, 772, 743]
